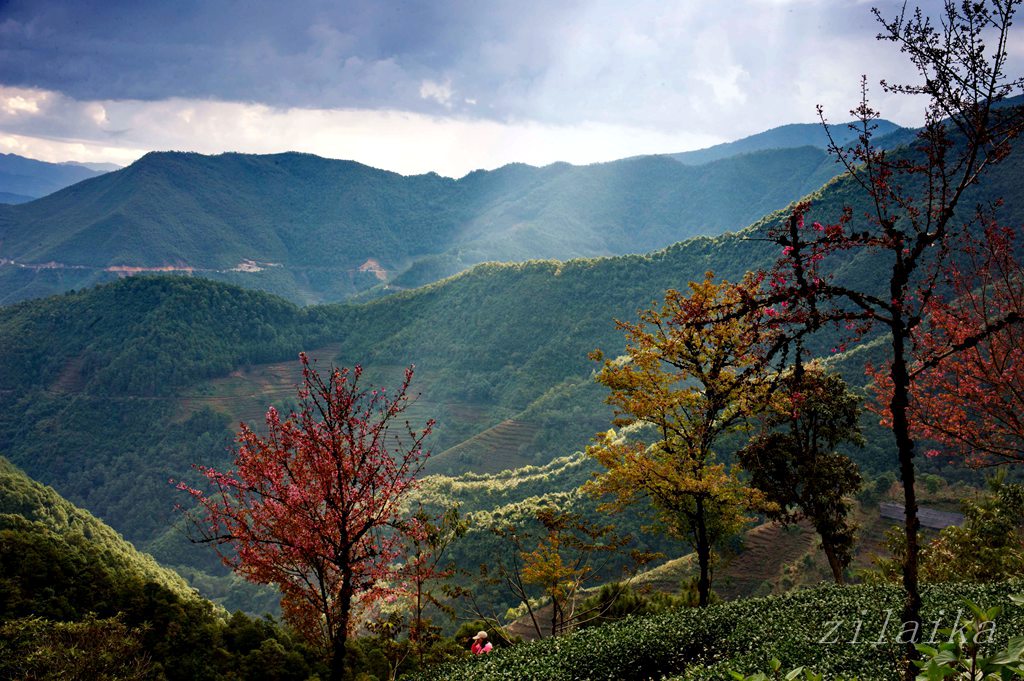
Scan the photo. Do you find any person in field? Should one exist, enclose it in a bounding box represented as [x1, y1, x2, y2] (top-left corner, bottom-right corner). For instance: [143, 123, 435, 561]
[470, 630, 493, 655]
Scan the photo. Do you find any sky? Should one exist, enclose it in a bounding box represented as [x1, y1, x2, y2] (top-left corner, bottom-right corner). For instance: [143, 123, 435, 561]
[0, 0, 1020, 177]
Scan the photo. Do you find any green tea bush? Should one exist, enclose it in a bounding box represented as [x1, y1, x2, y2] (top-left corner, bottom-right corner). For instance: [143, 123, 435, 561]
[414, 581, 1024, 681]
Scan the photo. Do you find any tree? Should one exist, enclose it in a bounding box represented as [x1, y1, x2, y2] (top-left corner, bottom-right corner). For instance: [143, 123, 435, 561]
[518, 507, 637, 638]
[587, 274, 773, 607]
[574, 582, 689, 630]
[737, 364, 864, 584]
[398, 504, 465, 667]
[753, 2, 1024, 671]
[176, 353, 434, 681]
[870, 223, 1024, 467]
[356, 505, 464, 681]
[480, 506, 641, 639]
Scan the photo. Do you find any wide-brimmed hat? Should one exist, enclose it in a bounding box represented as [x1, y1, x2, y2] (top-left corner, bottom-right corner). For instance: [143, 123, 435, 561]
[472, 630, 488, 640]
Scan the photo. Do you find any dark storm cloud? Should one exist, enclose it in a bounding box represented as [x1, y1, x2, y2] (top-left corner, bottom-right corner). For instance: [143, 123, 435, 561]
[0, 0, 584, 117]
[6, 0, 1020, 162]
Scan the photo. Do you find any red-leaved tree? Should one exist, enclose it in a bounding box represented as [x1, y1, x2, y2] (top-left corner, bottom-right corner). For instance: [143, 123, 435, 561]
[751, 3, 1023, 676]
[870, 223, 1024, 467]
[176, 353, 434, 681]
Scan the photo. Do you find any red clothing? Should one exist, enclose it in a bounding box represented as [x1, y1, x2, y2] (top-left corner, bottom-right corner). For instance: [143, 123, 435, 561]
[471, 641, 493, 655]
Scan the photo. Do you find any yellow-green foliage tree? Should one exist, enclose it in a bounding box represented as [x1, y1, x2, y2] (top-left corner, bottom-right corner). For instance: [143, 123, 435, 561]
[587, 273, 774, 607]
[486, 506, 638, 639]
[517, 507, 636, 638]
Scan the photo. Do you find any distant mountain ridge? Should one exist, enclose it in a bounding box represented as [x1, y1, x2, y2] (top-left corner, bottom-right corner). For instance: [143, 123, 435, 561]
[0, 141, 851, 305]
[666, 118, 904, 165]
[0, 191, 34, 204]
[67, 160, 123, 172]
[0, 153, 112, 203]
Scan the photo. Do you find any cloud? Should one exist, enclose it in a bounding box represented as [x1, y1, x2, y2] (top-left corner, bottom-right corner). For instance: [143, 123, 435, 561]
[0, 1, 933, 125]
[2, 0, 1020, 171]
[419, 78, 454, 107]
[2, 90, 48, 115]
[0, 86, 723, 177]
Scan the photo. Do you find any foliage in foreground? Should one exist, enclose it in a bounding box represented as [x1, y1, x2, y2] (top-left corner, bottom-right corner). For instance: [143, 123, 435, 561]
[413, 581, 1024, 681]
[587, 274, 774, 608]
[870, 474, 1024, 585]
[733, 595, 1024, 681]
[738, 365, 864, 585]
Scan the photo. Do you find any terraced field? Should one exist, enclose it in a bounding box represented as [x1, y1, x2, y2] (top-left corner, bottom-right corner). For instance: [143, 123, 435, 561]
[428, 418, 542, 474]
[626, 519, 820, 600]
[850, 510, 898, 573]
[42, 334, 590, 481]
[506, 519, 822, 641]
[172, 348, 541, 471]
[716, 521, 820, 599]
[175, 345, 339, 423]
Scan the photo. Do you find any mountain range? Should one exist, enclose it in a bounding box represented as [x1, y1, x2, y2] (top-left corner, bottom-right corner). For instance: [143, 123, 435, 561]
[665, 118, 903, 165]
[0, 153, 116, 204]
[2, 114, 1018, 614]
[0, 119, 903, 306]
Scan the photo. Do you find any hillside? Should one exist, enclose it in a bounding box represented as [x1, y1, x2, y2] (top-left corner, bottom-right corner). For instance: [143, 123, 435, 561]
[411, 449, 971, 628]
[0, 153, 110, 203]
[0, 233, 782, 543]
[414, 455, 816, 622]
[0, 236, 780, 610]
[0, 143, 847, 306]
[0, 191, 34, 204]
[0, 456, 200, 607]
[0, 457, 328, 679]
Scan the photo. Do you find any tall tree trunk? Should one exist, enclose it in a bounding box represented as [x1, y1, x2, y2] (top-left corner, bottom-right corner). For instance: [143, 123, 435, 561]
[890, 330, 922, 681]
[329, 581, 354, 681]
[551, 596, 559, 638]
[695, 496, 711, 607]
[414, 580, 424, 667]
[330, 632, 347, 681]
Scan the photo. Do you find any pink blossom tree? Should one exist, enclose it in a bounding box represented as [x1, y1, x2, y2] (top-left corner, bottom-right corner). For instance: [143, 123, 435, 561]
[176, 353, 434, 681]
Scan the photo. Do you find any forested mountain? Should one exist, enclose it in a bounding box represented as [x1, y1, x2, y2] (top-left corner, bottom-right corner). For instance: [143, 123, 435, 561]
[0, 456, 199, 605]
[0, 231, 778, 610]
[0, 153, 110, 203]
[0, 142, 850, 306]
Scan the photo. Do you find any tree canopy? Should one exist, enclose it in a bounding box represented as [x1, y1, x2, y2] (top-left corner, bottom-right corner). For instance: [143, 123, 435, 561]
[587, 273, 773, 607]
[178, 354, 435, 681]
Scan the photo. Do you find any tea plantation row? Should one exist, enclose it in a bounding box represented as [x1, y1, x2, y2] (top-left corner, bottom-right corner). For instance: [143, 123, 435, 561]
[415, 581, 1024, 681]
